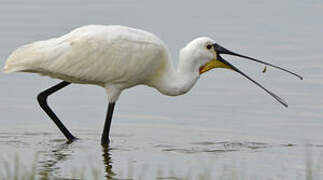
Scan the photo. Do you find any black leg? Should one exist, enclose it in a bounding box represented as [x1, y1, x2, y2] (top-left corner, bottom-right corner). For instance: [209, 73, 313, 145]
[37, 81, 76, 141]
[101, 102, 116, 146]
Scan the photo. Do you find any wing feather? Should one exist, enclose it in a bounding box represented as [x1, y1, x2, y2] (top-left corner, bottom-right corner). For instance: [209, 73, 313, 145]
[4, 25, 169, 86]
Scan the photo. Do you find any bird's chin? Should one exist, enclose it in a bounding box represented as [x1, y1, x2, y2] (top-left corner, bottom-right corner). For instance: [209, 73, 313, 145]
[199, 65, 205, 74]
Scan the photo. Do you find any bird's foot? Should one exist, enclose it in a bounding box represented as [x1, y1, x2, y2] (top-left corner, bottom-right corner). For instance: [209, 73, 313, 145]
[66, 136, 79, 144]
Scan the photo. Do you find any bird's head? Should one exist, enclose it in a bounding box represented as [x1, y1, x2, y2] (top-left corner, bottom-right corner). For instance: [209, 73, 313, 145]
[180, 37, 303, 107]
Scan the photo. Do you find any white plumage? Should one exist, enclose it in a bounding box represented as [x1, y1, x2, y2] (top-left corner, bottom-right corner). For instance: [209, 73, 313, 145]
[5, 26, 164, 100]
[3, 25, 301, 144]
[4, 25, 213, 102]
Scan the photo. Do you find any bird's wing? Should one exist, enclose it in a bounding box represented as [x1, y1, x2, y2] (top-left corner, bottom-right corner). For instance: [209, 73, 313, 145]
[4, 25, 169, 86]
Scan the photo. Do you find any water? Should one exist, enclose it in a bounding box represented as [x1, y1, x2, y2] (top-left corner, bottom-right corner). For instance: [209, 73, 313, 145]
[0, 0, 323, 179]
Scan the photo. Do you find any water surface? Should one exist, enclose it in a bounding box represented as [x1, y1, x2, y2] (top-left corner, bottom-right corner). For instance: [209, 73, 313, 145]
[0, 0, 323, 179]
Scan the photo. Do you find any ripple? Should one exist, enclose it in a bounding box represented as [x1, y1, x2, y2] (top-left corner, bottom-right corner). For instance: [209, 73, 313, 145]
[163, 148, 200, 154]
[153, 144, 176, 148]
[162, 147, 239, 154]
[156, 141, 273, 154]
[22, 132, 52, 136]
[305, 143, 323, 148]
[191, 141, 269, 149]
[190, 141, 217, 146]
[49, 139, 69, 143]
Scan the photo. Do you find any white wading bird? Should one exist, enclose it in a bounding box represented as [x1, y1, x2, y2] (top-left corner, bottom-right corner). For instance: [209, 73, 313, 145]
[3, 25, 302, 145]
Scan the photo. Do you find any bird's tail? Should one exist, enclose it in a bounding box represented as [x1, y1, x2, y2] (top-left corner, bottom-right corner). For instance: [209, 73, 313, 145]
[3, 55, 28, 73]
[3, 64, 26, 73]
[3, 64, 10, 73]
[3, 42, 41, 73]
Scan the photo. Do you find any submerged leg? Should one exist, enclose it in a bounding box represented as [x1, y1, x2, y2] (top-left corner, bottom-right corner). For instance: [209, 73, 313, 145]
[37, 81, 76, 141]
[101, 102, 116, 146]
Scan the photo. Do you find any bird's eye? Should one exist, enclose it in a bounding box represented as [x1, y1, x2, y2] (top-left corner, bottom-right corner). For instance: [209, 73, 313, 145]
[206, 44, 212, 50]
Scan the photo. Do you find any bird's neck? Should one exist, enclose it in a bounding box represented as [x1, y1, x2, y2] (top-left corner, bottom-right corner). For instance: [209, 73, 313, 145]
[152, 56, 200, 96]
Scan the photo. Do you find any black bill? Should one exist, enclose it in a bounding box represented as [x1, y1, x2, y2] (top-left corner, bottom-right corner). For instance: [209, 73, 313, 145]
[213, 43, 303, 107]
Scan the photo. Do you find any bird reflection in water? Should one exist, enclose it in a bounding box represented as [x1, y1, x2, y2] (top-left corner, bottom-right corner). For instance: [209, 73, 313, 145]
[102, 146, 117, 179]
[36, 140, 118, 180]
[37, 140, 74, 179]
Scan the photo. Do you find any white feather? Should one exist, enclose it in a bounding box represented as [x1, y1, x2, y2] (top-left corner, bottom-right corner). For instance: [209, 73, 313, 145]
[4, 25, 215, 102]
